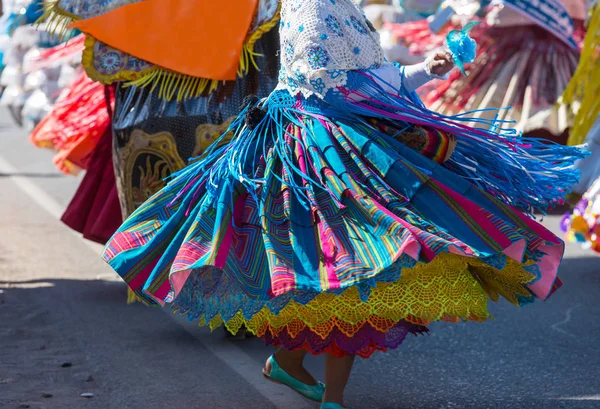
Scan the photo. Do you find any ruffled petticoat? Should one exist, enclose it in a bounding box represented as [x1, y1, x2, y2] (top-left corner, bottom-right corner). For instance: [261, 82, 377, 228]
[421, 23, 581, 139]
[103, 70, 585, 357]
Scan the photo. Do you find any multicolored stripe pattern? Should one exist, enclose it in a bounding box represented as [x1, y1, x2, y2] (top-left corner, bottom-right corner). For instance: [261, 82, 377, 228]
[102, 83, 573, 355]
[104, 109, 564, 303]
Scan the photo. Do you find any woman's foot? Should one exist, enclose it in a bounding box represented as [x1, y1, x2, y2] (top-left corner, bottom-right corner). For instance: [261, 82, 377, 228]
[262, 350, 325, 402]
[321, 403, 357, 409]
[267, 350, 317, 386]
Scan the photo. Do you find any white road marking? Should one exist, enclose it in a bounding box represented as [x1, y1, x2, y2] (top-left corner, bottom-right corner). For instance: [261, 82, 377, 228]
[0, 155, 65, 218]
[554, 395, 600, 401]
[0, 155, 104, 256]
[1, 153, 310, 409]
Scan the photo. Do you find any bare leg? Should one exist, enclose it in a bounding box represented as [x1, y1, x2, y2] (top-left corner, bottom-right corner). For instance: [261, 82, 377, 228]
[323, 353, 355, 406]
[263, 348, 318, 385]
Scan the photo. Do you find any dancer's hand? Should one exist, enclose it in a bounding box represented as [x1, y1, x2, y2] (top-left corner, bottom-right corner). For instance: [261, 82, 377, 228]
[428, 51, 454, 77]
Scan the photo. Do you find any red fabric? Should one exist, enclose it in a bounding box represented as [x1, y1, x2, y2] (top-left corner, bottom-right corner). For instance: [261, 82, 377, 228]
[30, 70, 112, 174]
[26, 35, 85, 73]
[61, 123, 123, 245]
[385, 19, 459, 56]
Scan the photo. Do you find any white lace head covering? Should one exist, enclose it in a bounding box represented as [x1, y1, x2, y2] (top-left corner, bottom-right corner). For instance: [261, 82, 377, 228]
[277, 0, 386, 98]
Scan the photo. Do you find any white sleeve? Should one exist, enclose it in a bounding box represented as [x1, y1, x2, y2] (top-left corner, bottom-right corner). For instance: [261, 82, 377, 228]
[402, 62, 436, 93]
[368, 57, 450, 95]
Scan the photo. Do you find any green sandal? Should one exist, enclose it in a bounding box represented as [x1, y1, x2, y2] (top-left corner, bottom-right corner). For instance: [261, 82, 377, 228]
[262, 355, 325, 402]
[321, 403, 357, 409]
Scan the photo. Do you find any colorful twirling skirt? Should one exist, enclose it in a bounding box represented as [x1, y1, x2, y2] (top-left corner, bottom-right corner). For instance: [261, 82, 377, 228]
[561, 177, 600, 254]
[421, 24, 580, 138]
[61, 123, 122, 244]
[29, 70, 111, 175]
[103, 75, 585, 357]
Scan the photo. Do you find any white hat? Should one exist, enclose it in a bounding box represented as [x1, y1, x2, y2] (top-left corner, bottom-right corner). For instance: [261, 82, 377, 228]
[277, 0, 385, 98]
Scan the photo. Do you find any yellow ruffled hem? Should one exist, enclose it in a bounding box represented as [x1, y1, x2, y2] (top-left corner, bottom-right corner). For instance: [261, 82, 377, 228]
[174, 253, 537, 337]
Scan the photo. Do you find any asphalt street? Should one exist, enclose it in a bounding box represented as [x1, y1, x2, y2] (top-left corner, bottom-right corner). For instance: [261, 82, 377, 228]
[0, 108, 599, 409]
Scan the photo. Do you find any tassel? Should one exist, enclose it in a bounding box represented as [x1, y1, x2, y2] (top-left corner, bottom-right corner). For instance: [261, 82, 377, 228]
[242, 95, 267, 130]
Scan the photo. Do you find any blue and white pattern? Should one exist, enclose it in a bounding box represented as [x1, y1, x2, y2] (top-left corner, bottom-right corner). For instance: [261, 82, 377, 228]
[277, 0, 385, 98]
[284, 40, 295, 64]
[100, 51, 122, 71]
[57, 0, 137, 20]
[291, 0, 305, 12]
[306, 46, 331, 69]
[350, 16, 368, 34]
[325, 14, 344, 37]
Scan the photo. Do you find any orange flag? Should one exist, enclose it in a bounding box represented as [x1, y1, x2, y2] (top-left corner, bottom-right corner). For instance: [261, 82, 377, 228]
[70, 0, 258, 80]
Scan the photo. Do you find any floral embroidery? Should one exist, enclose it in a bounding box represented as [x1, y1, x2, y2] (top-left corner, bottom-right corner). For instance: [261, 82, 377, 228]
[278, 67, 287, 82]
[306, 46, 330, 69]
[327, 69, 344, 79]
[100, 51, 122, 71]
[310, 78, 326, 94]
[278, 0, 386, 97]
[294, 68, 307, 85]
[325, 14, 344, 37]
[126, 56, 147, 71]
[350, 16, 368, 34]
[287, 76, 299, 91]
[284, 40, 295, 64]
[291, 0, 304, 12]
[61, 0, 122, 20]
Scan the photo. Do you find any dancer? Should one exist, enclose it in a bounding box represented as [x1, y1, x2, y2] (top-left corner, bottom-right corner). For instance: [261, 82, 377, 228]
[422, 0, 587, 144]
[0, 0, 61, 126]
[376, 0, 484, 65]
[100, 1, 583, 408]
[561, 1, 600, 252]
[24, 33, 121, 245]
[28, 36, 108, 175]
[363, 0, 444, 64]
[59, 85, 123, 245]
